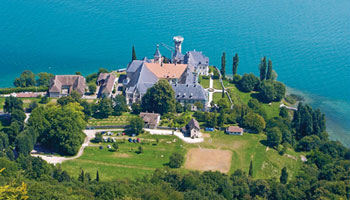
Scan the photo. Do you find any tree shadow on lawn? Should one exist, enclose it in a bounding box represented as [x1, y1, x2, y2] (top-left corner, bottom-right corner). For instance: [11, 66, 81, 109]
[259, 139, 268, 147]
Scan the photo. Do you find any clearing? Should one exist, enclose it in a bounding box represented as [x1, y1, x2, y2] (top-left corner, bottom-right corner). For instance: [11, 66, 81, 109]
[184, 148, 232, 173]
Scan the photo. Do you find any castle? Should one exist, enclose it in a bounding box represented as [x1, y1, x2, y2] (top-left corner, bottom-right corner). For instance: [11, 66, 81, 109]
[123, 36, 209, 108]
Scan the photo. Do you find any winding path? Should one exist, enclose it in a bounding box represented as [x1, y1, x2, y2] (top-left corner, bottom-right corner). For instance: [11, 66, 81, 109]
[31, 129, 122, 165]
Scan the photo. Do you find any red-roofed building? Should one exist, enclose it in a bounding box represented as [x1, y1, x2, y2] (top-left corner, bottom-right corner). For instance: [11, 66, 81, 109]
[225, 126, 243, 135]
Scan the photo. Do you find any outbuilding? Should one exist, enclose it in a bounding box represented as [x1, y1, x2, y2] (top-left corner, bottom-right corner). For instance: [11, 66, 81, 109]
[225, 126, 243, 135]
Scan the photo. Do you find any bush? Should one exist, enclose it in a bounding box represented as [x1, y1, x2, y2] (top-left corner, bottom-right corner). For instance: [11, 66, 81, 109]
[169, 153, 184, 168]
[239, 73, 259, 92]
[0, 86, 48, 94]
[232, 74, 242, 83]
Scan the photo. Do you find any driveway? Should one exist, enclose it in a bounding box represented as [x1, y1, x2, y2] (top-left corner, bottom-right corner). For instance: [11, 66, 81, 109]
[31, 129, 123, 165]
[145, 128, 204, 144]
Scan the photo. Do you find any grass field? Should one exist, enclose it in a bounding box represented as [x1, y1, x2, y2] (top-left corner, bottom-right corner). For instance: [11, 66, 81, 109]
[212, 92, 230, 104]
[0, 97, 54, 111]
[213, 79, 222, 90]
[225, 82, 281, 119]
[61, 134, 186, 181]
[198, 76, 209, 88]
[61, 128, 304, 182]
[88, 113, 134, 126]
[197, 130, 305, 181]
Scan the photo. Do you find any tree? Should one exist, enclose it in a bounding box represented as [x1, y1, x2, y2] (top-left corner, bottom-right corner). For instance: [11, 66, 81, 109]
[37, 72, 54, 87]
[221, 52, 226, 79]
[94, 133, 103, 143]
[217, 98, 230, 110]
[97, 97, 113, 118]
[239, 73, 259, 92]
[141, 80, 176, 115]
[217, 109, 226, 127]
[128, 116, 144, 135]
[78, 169, 85, 182]
[259, 57, 267, 81]
[3, 96, 23, 113]
[113, 94, 129, 116]
[28, 103, 86, 155]
[11, 109, 26, 124]
[280, 167, 288, 184]
[194, 102, 204, 110]
[138, 146, 143, 154]
[39, 96, 49, 104]
[259, 80, 286, 102]
[132, 45, 137, 61]
[131, 103, 142, 114]
[13, 70, 36, 87]
[0, 132, 9, 150]
[242, 113, 266, 133]
[28, 101, 38, 113]
[88, 83, 96, 94]
[266, 127, 282, 148]
[266, 60, 273, 80]
[232, 53, 239, 75]
[7, 121, 21, 144]
[15, 133, 33, 155]
[249, 160, 253, 177]
[96, 170, 100, 182]
[169, 153, 184, 168]
[112, 143, 119, 151]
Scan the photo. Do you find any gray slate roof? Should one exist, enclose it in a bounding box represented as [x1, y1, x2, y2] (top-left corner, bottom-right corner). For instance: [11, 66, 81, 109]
[172, 83, 207, 101]
[125, 60, 158, 96]
[184, 51, 209, 67]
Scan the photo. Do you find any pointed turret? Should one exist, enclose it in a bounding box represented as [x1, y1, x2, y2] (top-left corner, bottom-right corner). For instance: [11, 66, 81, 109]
[154, 44, 162, 64]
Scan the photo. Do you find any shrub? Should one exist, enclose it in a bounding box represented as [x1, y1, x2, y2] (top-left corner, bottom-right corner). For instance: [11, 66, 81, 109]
[169, 153, 184, 168]
[0, 86, 48, 94]
[239, 73, 259, 92]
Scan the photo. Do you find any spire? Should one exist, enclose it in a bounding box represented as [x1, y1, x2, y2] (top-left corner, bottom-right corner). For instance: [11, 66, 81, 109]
[154, 44, 161, 64]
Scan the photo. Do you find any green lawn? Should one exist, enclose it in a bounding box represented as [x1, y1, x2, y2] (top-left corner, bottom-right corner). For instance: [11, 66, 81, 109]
[62, 134, 186, 181]
[198, 76, 210, 88]
[88, 113, 134, 126]
[213, 79, 222, 90]
[226, 84, 281, 119]
[0, 97, 54, 111]
[199, 130, 304, 181]
[212, 92, 230, 104]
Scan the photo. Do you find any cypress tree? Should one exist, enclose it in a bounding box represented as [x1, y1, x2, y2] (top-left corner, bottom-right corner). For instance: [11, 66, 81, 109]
[132, 46, 137, 61]
[221, 52, 226, 79]
[249, 160, 253, 177]
[266, 59, 273, 80]
[259, 57, 267, 81]
[96, 170, 100, 182]
[232, 53, 239, 75]
[280, 167, 288, 184]
[78, 169, 85, 182]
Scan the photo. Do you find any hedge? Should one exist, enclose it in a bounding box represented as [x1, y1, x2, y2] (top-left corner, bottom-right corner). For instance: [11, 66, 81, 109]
[0, 86, 48, 94]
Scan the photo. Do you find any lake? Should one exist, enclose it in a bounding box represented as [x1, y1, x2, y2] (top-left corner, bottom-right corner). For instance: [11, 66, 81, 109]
[1, 0, 349, 145]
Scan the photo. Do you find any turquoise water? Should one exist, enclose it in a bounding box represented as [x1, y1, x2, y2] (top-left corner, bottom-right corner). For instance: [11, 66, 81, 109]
[1, 1, 349, 144]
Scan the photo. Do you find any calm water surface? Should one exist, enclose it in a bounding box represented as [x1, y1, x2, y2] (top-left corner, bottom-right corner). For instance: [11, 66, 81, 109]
[1, 0, 349, 145]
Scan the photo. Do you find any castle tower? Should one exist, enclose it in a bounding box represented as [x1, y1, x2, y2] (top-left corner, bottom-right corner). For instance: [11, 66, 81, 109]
[173, 36, 184, 53]
[154, 44, 161, 64]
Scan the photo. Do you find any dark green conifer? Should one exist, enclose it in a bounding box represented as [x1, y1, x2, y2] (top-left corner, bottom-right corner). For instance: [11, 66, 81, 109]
[266, 59, 273, 80]
[249, 160, 253, 177]
[221, 52, 226, 79]
[232, 53, 239, 75]
[132, 46, 137, 61]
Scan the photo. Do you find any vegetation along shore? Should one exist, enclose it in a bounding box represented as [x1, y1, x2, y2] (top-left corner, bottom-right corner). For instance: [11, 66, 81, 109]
[1, 39, 349, 199]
